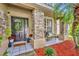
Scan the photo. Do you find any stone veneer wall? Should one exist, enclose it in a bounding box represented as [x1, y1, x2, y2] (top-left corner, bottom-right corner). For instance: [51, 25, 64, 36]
[32, 10, 45, 49]
[0, 10, 9, 55]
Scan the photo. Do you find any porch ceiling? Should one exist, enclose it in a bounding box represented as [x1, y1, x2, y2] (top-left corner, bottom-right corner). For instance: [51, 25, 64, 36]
[8, 3, 35, 11]
[8, 3, 53, 17]
[31, 3, 53, 17]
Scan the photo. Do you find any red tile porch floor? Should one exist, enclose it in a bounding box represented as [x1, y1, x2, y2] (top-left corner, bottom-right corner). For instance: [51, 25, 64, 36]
[35, 40, 79, 56]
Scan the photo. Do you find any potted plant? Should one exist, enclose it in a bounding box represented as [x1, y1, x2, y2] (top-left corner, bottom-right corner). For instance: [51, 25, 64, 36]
[45, 47, 55, 56]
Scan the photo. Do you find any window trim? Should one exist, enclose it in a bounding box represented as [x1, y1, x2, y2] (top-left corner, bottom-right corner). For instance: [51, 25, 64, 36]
[44, 16, 54, 33]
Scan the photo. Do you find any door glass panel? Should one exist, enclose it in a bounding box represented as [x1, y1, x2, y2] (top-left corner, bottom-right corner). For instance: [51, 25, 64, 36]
[11, 16, 28, 42]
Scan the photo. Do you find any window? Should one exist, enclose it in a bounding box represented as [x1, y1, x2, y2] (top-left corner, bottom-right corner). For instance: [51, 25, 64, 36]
[47, 19, 52, 33]
[44, 17, 53, 36]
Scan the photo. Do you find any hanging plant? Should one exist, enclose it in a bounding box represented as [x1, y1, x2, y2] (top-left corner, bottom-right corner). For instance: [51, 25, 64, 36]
[0, 24, 2, 28]
[74, 24, 79, 43]
[0, 35, 3, 46]
[5, 14, 11, 39]
[68, 24, 73, 38]
[5, 27, 11, 38]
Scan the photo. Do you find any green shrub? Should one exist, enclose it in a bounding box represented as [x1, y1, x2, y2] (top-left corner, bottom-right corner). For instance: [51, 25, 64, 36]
[5, 27, 11, 38]
[45, 47, 55, 56]
[0, 35, 3, 46]
[3, 50, 8, 56]
[0, 36, 2, 40]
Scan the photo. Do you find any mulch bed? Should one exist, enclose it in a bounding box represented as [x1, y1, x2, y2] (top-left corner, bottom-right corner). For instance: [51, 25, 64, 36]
[34, 40, 79, 56]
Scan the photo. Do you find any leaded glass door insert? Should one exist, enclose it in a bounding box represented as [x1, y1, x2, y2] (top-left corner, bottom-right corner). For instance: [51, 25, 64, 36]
[11, 16, 28, 41]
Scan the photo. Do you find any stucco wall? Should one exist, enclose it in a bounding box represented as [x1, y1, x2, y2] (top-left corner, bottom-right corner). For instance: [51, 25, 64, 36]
[0, 4, 7, 11]
[7, 4, 33, 34]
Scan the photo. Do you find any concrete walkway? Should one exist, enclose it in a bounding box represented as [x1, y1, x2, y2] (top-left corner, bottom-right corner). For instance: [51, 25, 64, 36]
[7, 38, 62, 56]
[7, 43, 33, 56]
[46, 38, 63, 46]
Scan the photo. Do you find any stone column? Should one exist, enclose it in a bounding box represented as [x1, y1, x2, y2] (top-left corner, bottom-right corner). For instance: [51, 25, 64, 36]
[32, 10, 45, 49]
[0, 10, 9, 55]
[0, 11, 6, 45]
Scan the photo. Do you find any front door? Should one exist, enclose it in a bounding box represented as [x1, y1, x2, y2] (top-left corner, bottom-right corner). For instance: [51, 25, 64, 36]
[11, 16, 28, 42]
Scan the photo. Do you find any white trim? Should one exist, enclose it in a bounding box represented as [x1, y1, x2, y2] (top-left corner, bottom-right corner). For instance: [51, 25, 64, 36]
[35, 3, 52, 10]
[56, 20, 60, 35]
[44, 16, 54, 34]
[45, 38, 63, 46]
[44, 16, 53, 20]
